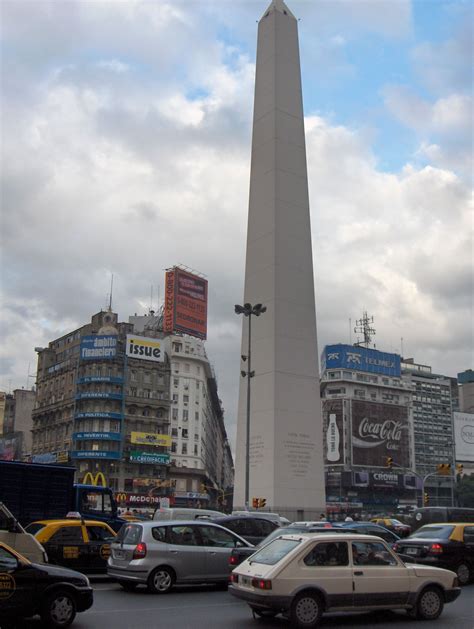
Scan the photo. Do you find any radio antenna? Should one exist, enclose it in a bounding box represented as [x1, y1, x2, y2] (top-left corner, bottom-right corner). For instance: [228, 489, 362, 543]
[108, 274, 114, 311]
[354, 311, 376, 348]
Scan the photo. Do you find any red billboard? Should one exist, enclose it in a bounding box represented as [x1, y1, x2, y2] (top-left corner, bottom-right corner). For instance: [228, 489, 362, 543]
[164, 267, 208, 339]
[351, 400, 411, 468]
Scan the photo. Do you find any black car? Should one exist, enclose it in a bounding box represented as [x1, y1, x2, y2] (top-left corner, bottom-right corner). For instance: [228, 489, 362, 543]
[333, 521, 401, 545]
[228, 524, 359, 567]
[394, 523, 474, 585]
[0, 541, 93, 628]
[211, 515, 279, 545]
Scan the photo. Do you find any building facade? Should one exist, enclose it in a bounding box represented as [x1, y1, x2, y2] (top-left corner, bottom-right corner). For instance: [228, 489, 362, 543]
[0, 389, 35, 461]
[320, 344, 417, 515]
[31, 309, 233, 510]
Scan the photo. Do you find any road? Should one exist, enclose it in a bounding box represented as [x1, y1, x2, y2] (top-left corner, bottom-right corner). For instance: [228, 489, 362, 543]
[11, 582, 474, 629]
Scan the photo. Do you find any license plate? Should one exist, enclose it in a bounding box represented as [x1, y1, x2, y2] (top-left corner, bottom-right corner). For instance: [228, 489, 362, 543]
[114, 549, 125, 559]
[241, 577, 251, 586]
[406, 548, 418, 555]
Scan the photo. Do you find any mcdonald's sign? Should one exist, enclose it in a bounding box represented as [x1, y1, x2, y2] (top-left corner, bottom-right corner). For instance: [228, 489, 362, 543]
[82, 472, 107, 487]
[115, 493, 128, 503]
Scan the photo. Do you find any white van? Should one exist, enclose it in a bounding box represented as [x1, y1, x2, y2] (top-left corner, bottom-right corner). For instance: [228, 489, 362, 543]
[153, 507, 223, 521]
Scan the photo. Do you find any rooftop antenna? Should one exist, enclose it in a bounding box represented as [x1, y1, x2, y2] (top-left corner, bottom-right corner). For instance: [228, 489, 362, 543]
[150, 285, 153, 314]
[401, 337, 404, 358]
[354, 311, 376, 348]
[108, 273, 114, 311]
[349, 318, 352, 345]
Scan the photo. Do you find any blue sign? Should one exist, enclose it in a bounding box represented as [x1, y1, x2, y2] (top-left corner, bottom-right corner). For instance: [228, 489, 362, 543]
[322, 344, 401, 377]
[32, 453, 57, 464]
[71, 450, 121, 460]
[77, 376, 124, 384]
[80, 335, 117, 360]
[75, 392, 123, 400]
[75, 412, 123, 420]
[73, 432, 122, 441]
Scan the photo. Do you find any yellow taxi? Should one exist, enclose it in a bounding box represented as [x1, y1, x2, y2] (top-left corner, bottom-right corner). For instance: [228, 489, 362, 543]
[25, 517, 115, 573]
[370, 517, 411, 537]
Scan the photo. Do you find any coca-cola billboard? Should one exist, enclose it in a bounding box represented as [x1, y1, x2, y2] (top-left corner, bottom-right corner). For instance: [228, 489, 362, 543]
[351, 400, 410, 468]
[322, 399, 344, 465]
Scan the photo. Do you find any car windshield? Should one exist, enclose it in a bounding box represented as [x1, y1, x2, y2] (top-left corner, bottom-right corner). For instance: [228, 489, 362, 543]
[411, 525, 454, 540]
[249, 538, 301, 565]
[25, 523, 47, 536]
[115, 524, 142, 544]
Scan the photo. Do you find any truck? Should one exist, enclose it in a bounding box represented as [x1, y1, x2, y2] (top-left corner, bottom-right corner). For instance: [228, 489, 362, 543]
[0, 460, 126, 532]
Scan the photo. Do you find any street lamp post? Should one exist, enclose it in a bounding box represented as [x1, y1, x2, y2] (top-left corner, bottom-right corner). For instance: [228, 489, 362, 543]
[235, 302, 267, 510]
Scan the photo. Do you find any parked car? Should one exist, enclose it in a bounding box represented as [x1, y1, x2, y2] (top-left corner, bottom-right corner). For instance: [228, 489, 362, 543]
[107, 520, 252, 592]
[0, 540, 93, 628]
[229, 532, 460, 626]
[25, 517, 116, 573]
[229, 523, 358, 568]
[412, 507, 474, 529]
[152, 507, 223, 521]
[211, 515, 279, 545]
[370, 517, 411, 537]
[333, 521, 401, 545]
[393, 522, 474, 585]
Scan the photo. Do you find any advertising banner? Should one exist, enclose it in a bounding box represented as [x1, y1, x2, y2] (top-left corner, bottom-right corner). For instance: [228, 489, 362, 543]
[351, 400, 410, 468]
[322, 399, 344, 464]
[115, 493, 162, 506]
[164, 270, 176, 333]
[163, 267, 208, 339]
[126, 335, 165, 363]
[129, 451, 170, 465]
[73, 432, 121, 441]
[454, 412, 474, 462]
[75, 412, 122, 420]
[31, 453, 57, 464]
[0, 434, 22, 461]
[322, 344, 401, 377]
[71, 450, 121, 459]
[80, 335, 117, 360]
[131, 431, 171, 447]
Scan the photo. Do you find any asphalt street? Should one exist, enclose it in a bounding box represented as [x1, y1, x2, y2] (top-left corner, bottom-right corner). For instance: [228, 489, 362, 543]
[9, 582, 474, 629]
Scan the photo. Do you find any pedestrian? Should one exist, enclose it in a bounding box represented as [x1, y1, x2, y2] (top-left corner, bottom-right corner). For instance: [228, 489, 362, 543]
[319, 513, 326, 521]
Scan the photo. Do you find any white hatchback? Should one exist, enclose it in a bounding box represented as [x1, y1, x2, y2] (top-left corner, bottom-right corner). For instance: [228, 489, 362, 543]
[229, 533, 461, 627]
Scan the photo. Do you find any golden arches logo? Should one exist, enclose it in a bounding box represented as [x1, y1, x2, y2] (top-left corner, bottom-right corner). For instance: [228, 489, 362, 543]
[115, 493, 128, 503]
[82, 472, 107, 487]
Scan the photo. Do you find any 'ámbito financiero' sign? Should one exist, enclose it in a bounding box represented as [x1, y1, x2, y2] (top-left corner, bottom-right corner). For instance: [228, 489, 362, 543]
[164, 267, 208, 340]
[126, 335, 165, 363]
[131, 431, 171, 447]
[80, 335, 117, 360]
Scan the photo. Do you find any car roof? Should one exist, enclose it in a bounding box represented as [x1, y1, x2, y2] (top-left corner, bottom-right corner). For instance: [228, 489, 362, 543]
[275, 533, 386, 542]
[31, 519, 113, 527]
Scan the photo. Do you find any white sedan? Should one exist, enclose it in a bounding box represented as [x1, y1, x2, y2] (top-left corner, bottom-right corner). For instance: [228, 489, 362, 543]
[229, 533, 460, 627]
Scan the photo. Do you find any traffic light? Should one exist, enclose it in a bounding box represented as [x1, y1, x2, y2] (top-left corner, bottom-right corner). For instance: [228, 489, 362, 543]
[456, 463, 464, 475]
[424, 492, 429, 505]
[259, 498, 266, 509]
[386, 457, 393, 469]
[252, 497, 259, 508]
[437, 463, 451, 475]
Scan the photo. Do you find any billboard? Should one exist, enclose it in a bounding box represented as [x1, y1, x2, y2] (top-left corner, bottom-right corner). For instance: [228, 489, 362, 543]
[0, 434, 22, 461]
[131, 431, 171, 447]
[322, 399, 344, 464]
[126, 335, 165, 363]
[454, 412, 474, 462]
[129, 451, 170, 465]
[351, 400, 410, 468]
[80, 335, 117, 360]
[322, 344, 401, 377]
[164, 267, 208, 339]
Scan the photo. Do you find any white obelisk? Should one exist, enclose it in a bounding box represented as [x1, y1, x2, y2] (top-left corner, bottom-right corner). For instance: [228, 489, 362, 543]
[234, 0, 325, 516]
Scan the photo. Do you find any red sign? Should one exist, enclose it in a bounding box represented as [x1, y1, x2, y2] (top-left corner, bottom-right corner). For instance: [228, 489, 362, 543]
[163, 267, 208, 339]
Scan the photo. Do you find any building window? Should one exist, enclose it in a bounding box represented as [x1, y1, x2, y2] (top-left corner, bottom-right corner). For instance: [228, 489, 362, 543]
[143, 389, 151, 398]
[172, 394, 178, 403]
[173, 378, 179, 388]
[130, 370, 137, 381]
[182, 429, 188, 439]
[194, 445, 198, 455]
[182, 443, 187, 454]
[182, 410, 189, 421]
[172, 408, 178, 420]
[173, 343, 182, 353]
[196, 381, 200, 390]
[184, 363, 190, 373]
[171, 428, 178, 437]
[183, 395, 189, 404]
[195, 412, 199, 421]
[171, 442, 177, 453]
[129, 387, 137, 396]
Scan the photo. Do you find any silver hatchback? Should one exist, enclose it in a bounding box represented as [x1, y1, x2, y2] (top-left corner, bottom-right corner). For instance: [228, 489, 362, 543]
[108, 520, 252, 593]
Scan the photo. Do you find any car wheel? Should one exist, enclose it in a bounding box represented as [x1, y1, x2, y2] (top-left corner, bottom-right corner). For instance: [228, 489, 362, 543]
[290, 591, 323, 628]
[147, 567, 175, 594]
[118, 580, 138, 591]
[455, 563, 471, 585]
[40, 590, 77, 628]
[416, 586, 444, 620]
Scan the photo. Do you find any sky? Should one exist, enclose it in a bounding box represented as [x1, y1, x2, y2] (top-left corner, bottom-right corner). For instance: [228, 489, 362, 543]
[1, 0, 472, 449]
